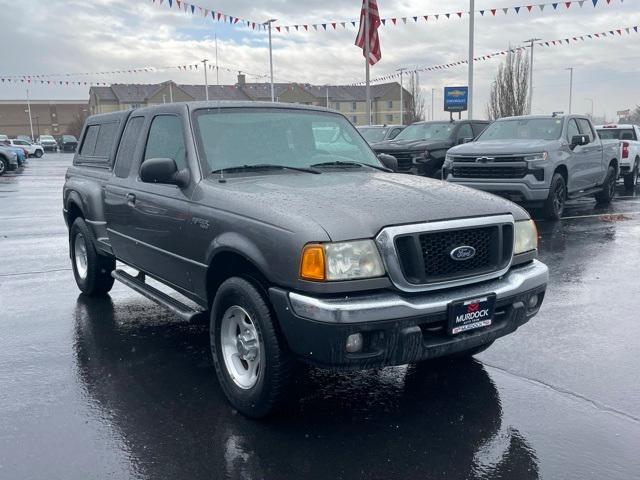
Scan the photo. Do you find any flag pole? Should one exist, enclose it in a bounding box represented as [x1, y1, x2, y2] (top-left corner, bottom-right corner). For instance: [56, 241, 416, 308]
[364, 0, 371, 126]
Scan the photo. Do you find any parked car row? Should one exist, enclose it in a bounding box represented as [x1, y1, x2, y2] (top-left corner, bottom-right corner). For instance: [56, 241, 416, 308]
[368, 115, 633, 219]
[0, 133, 79, 155]
[0, 143, 26, 175]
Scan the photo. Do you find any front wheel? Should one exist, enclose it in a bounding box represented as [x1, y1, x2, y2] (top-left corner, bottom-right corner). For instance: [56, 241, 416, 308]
[211, 277, 293, 418]
[34, 149, 43, 158]
[623, 161, 638, 191]
[70, 218, 115, 296]
[595, 165, 616, 204]
[542, 173, 566, 220]
[0, 157, 6, 176]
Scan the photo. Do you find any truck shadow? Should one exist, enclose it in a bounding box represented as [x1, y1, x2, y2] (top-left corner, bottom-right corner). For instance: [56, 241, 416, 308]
[74, 294, 539, 480]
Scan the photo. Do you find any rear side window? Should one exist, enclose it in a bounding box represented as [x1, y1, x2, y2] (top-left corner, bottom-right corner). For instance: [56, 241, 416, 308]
[80, 125, 99, 156]
[79, 122, 118, 161]
[114, 117, 144, 178]
[143, 115, 186, 170]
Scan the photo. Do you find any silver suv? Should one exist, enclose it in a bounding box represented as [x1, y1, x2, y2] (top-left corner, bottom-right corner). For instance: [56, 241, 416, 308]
[444, 115, 620, 219]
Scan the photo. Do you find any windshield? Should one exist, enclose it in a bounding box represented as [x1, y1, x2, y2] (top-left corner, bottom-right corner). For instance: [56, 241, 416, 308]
[597, 128, 636, 140]
[63, 135, 77, 141]
[358, 127, 389, 143]
[193, 108, 381, 174]
[394, 122, 454, 141]
[478, 118, 563, 141]
[40, 136, 54, 140]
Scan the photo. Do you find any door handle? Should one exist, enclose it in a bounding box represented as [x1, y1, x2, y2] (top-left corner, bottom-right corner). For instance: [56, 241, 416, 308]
[126, 193, 136, 206]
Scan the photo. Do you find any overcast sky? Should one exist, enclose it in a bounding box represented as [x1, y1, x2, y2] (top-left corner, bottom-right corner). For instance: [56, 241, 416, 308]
[0, 0, 638, 120]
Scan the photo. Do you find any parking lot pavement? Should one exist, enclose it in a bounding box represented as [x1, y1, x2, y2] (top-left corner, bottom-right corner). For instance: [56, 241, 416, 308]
[1, 154, 639, 480]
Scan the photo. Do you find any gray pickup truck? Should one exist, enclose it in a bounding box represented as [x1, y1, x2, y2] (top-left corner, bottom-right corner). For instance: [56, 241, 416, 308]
[63, 102, 548, 417]
[444, 115, 620, 219]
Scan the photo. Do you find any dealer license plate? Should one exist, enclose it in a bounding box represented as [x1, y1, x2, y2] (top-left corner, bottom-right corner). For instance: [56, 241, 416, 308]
[448, 295, 496, 336]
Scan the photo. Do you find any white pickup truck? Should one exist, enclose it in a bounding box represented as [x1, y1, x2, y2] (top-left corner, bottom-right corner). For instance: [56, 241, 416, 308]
[596, 124, 640, 190]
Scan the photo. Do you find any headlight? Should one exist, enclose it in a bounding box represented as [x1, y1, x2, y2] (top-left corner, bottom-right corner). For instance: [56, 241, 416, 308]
[524, 152, 548, 162]
[300, 240, 385, 281]
[514, 220, 538, 254]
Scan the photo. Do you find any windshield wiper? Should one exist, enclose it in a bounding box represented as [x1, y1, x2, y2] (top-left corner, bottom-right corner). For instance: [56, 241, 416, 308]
[211, 163, 321, 175]
[310, 160, 391, 172]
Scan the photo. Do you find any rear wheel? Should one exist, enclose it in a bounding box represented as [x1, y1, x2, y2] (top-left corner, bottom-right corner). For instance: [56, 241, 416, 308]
[34, 149, 43, 158]
[70, 218, 115, 296]
[0, 157, 6, 176]
[595, 165, 616, 204]
[623, 160, 638, 191]
[211, 277, 293, 418]
[542, 173, 566, 220]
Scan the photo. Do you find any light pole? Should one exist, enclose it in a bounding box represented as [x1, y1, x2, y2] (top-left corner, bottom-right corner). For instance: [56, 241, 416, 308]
[201, 59, 209, 101]
[585, 98, 594, 119]
[468, 0, 475, 119]
[215, 33, 220, 86]
[524, 38, 541, 114]
[263, 19, 277, 102]
[26, 89, 34, 141]
[566, 67, 574, 114]
[431, 88, 436, 121]
[396, 67, 406, 125]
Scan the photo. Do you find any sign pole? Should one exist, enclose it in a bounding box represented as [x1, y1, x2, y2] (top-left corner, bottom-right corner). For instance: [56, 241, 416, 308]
[467, 0, 475, 119]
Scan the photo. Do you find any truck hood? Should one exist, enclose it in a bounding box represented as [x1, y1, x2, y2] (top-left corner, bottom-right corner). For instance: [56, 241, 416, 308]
[372, 139, 452, 152]
[203, 171, 528, 241]
[448, 139, 558, 156]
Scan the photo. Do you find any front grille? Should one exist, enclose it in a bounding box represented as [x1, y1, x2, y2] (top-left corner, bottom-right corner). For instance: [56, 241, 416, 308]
[394, 223, 513, 285]
[376, 150, 413, 172]
[451, 156, 525, 163]
[452, 166, 527, 179]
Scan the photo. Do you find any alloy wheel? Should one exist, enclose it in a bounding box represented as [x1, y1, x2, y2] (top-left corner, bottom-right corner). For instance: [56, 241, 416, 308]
[220, 305, 262, 389]
[74, 233, 88, 280]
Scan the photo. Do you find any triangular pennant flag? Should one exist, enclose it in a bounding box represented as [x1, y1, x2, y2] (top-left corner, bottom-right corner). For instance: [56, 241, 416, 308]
[285, 26, 290, 32]
[502, 7, 509, 14]
[175, 0, 180, 8]
[457, 11, 463, 17]
[190, 4, 195, 13]
[391, 18, 397, 24]
[168, 0, 172, 7]
[434, 14, 439, 19]
[304, 24, 309, 31]
[591, 0, 598, 5]
[578, 0, 585, 6]
[276, 26, 281, 32]
[351, 21, 356, 27]
[445, 13, 450, 19]
[381, 18, 386, 25]
[527, 5, 533, 12]
[565, 1, 571, 8]
[634, 26, 638, 32]
[491, 9, 497, 15]
[539, 4, 546, 10]
[479, 10, 485, 15]
[322, 23, 327, 30]
[413, 16, 418, 22]
[294, 25, 299, 31]
[331, 22, 336, 29]
[514, 6, 521, 13]
[552, 2, 559, 8]
[402, 17, 407, 24]
[340, 22, 346, 28]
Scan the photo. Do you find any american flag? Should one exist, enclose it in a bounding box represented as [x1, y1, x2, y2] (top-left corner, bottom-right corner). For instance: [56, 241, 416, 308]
[355, 0, 382, 65]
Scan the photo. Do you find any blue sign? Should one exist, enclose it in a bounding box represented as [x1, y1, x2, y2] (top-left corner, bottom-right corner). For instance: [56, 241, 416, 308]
[444, 86, 469, 112]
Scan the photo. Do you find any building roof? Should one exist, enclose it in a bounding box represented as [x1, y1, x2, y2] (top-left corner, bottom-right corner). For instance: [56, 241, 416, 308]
[89, 81, 407, 104]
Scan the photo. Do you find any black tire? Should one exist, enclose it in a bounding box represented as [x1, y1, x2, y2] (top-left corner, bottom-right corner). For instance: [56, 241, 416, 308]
[595, 165, 616, 204]
[623, 160, 638, 191]
[70, 218, 115, 296]
[210, 277, 293, 418]
[0, 157, 6, 176]
[542, 173, 566, 220]
[34, 149, 43, 158]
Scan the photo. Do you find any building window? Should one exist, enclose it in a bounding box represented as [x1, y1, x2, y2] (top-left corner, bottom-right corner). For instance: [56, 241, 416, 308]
[351, 116, 358, 124]
[385, 114, 393, 123]
[351, 102, 357, 112]
[334, 102, 340, 110]
[387, 100, 393, 109]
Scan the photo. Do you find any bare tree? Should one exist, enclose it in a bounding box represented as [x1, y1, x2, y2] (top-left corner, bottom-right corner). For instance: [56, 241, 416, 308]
[622, 105, 640, 123]
[66, 112, 88, 137]
[486, 48, 530, 120]
[405, 72, 426, 124]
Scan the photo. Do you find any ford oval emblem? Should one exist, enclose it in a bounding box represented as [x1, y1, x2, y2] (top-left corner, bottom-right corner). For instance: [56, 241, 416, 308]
[450, 245, 476, 261]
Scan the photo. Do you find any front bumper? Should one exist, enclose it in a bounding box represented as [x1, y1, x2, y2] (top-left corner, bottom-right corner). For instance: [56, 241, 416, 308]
[269, 260, 548, 368]
[446, 177, 550, 203]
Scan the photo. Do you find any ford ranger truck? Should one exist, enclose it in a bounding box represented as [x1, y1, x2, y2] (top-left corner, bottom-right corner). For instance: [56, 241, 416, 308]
[596, 123, 640, 190]
[63, 102, 548, 417]
[444, 115, 620, 219]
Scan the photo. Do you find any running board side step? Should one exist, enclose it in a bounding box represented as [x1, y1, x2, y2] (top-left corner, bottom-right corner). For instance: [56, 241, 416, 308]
[112, 269, 208, 324]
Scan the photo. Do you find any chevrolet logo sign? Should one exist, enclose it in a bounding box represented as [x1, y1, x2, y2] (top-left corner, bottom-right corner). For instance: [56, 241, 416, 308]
[448, 90, 466, 97]
[476, 157, 494, 163]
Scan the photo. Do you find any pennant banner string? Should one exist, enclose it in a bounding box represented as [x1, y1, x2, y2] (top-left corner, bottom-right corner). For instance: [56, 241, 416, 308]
[350, 22, 638, 85]
[274, 0, 624, 34]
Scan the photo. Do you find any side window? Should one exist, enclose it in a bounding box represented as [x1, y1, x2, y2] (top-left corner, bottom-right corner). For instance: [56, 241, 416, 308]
[80, 125, 100, 156]
[114, 117, 144, 178]
[143, 115, 186, 170]
[456, 124, 474, 142]
[576, 119, 595, 142]
[566, 119, 580, 142]
[389, 128, 402, 139]
[94, 122, 119, 158]
[472, 123, 488, 137]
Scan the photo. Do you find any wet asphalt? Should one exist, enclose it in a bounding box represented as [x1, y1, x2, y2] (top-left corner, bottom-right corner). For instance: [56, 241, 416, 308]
[1, 154, 639, 480]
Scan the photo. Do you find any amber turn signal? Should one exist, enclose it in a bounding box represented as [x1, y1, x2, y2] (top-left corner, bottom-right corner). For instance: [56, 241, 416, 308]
[300, 244, 326, 281]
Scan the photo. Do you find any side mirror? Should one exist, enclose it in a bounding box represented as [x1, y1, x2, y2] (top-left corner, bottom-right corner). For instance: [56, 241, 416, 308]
[140, 157, 189, 187]
[377, 153, 398, 172]
[458, 137, 474, 145]
[570, 135, 589, 149]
